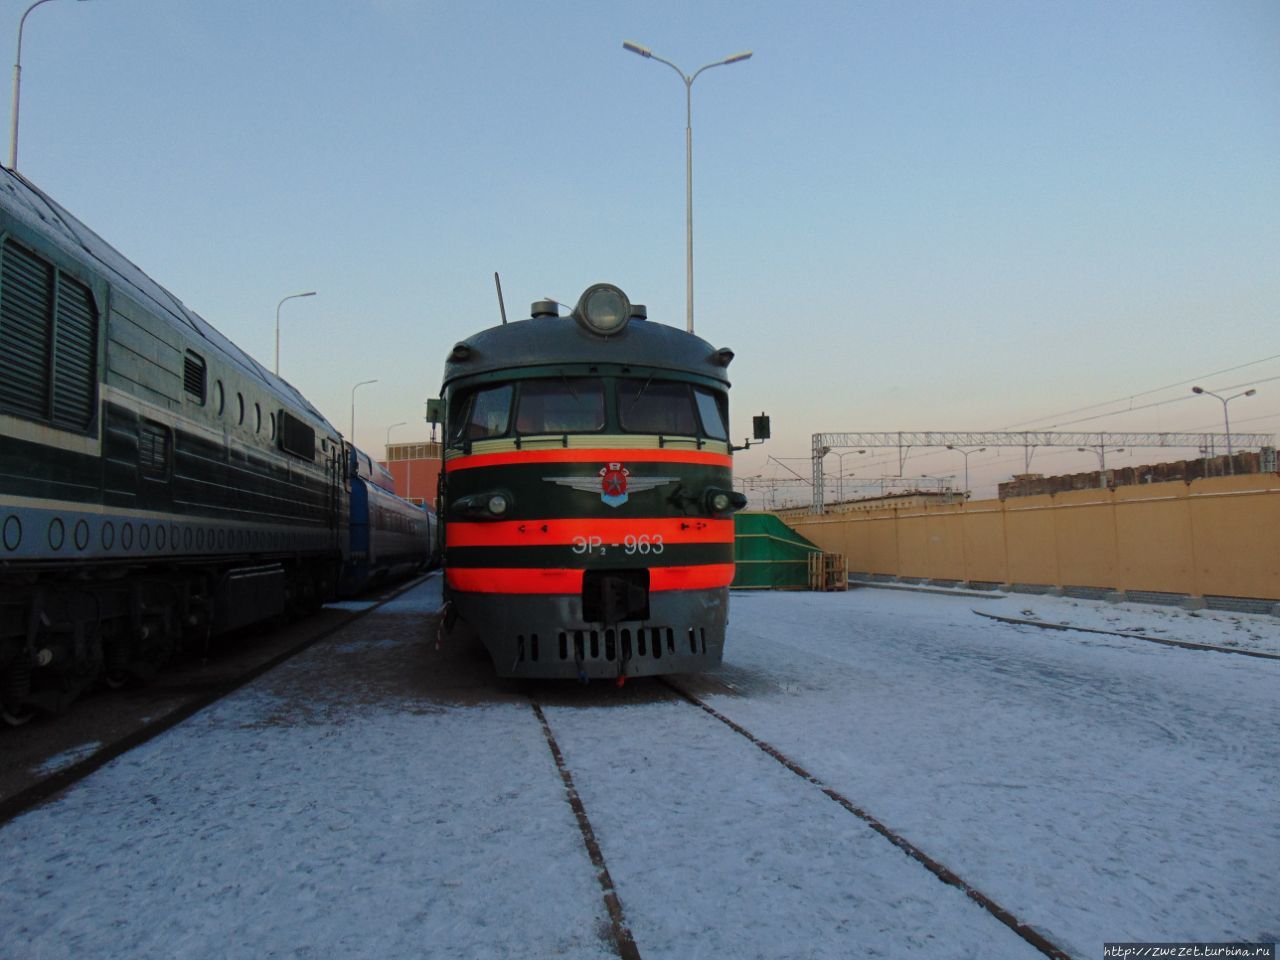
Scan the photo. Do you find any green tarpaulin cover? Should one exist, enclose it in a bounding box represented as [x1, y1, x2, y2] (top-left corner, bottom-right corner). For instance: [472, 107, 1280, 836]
[732, 512, 820, 590]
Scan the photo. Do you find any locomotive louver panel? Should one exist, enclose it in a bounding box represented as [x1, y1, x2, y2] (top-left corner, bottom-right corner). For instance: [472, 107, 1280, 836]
[53, 272, 98, 429]
[0, 239, 54, 420]
[183, 350, 206, 403]
[138, 420, 170, 476]
[278, 409, 316, 460]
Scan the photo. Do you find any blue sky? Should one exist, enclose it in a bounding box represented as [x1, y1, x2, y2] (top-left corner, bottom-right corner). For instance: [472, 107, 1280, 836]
[12, 0, 1279, 502]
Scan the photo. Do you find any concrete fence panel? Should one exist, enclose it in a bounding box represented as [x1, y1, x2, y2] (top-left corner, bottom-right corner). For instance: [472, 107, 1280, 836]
[785, 475, 1280, 602]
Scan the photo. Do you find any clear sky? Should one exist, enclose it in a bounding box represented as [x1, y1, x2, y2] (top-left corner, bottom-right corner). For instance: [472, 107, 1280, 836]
[12, 0, 1279, 503]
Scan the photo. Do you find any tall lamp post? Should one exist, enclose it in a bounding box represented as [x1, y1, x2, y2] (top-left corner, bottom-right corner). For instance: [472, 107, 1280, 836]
[820, 447, 865, 505]
[1192, 386, 1257, 475]
[945, 445, 986, 498]
[274, 290, 316, 377]
[386, 420, 406, 498]
[1077, 445, 1124, 488]
[10, 0, 92, 171]
[350, 379, 377, 448]
[622, 40, 752, 334]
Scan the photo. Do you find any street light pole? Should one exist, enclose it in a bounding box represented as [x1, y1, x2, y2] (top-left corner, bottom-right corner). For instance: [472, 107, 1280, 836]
[623, 40, 752, 334]
[1077, 445, 1125, 487]
[1192, 386, 1257, 475]
[10, 0, 91, 171]
[386, 420, 406, 498]
[350, 379, 377, 448]
[274, 290, 316, 377]
[819, 446, 865, 507]
[945, 445, 986, 498]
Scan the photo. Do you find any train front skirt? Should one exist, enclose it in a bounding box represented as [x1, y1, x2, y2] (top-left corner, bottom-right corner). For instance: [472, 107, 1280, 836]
[448, 587, 727, 679]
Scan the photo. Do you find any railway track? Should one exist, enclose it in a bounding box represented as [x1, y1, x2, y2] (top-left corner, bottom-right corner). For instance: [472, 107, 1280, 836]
[533, 677, 1075, 960]
[0, 572, 437, 827]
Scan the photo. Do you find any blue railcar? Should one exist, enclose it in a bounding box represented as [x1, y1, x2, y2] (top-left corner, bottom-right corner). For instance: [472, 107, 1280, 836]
[341, 447, 438, 595]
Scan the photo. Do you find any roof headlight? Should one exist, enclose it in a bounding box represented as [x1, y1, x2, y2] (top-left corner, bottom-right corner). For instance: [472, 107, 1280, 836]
[574, 283, 631, 336]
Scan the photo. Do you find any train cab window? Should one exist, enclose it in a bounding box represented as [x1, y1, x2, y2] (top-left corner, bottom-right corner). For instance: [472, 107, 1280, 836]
[694, 388, 728, 440]
[515, 378, 605, 434]
[618, 379, 698, 435]
[450, 384, 513, 441]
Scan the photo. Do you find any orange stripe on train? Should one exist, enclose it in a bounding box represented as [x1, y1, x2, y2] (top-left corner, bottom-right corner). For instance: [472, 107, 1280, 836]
[445, 563, 736, 594]
[445, 448, 733, 473]
[446, 518, 734, 548]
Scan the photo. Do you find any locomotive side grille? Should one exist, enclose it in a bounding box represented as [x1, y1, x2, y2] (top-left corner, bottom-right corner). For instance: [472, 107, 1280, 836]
[183, 350, 206, 404]
[0, 238, 99, 431]
[0, 239, 54, 421]
[53, 272, 98, 430]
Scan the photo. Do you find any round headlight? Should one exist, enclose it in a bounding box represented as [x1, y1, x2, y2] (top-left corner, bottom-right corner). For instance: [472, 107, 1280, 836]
[710, 492, 732, 513]
[487, 495, 509, 516]
[574, 283, 631, 336]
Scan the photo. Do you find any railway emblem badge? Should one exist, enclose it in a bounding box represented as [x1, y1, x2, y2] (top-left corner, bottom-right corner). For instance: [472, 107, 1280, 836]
[543, 463, 679, 508]
[599, 463, 628, 506]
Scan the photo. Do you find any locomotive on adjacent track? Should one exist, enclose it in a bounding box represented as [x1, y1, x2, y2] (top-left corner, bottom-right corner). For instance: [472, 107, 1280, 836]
[0, 169, 435, 724]
[432, 283, 761, 680]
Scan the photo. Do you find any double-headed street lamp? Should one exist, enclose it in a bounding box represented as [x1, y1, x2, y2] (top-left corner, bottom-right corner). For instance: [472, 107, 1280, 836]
[274, 291, 316, 377]
[1077, 445, 1124, 488]
[1191, 386, 1257, 475]
[622, 40, 752, 334]
[820, 446, 865, 505]
[10, 0, 92, 171]
[945, 445, 986, 498]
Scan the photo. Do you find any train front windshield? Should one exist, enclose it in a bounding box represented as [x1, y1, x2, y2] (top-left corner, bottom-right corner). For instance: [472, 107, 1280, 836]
[448, 376, 728, 443]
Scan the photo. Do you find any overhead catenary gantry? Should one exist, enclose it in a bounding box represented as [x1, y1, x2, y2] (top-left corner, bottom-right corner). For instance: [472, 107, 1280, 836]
[809, 430, 1277, 513]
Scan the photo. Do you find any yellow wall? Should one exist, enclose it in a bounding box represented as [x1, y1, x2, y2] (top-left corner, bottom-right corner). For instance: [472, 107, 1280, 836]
[787, 475, 1280, 600]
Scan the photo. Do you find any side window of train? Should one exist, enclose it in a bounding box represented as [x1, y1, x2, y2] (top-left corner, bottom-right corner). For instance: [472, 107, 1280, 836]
[694, 388, 728, 440]
[0, 238, 99, 432]
[515, 378, 605, 434]
[214, 380, 225, 416]
[183, 351, 206, 405]
[450, 384, 513, 442]
[237, 392, 245, 425]
[618, 379, 698, 436]
[138, 420, 171, 480]
[254, 402, 262, 434]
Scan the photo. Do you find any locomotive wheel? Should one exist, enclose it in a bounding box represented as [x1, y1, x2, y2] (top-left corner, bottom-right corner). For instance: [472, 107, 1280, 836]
[2, 704, 35, 727]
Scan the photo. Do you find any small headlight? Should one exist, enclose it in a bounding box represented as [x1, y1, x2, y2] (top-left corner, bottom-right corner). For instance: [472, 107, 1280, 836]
[711, 492, 731, 513]
[487, 495, 509, 516]
[574, 283, 631, 336]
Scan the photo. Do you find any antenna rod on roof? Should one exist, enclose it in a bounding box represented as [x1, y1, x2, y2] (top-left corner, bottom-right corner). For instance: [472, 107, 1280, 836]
[494, 272, 508, 325]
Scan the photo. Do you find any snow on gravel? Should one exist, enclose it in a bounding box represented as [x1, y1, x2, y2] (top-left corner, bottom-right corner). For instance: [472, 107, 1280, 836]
[1, 577, 1276, 960]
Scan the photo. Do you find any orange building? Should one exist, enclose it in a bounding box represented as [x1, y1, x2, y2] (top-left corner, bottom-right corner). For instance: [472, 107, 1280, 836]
[380, 441, 442, 508]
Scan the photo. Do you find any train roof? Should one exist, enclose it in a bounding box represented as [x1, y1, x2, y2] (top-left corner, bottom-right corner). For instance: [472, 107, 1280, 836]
[0, 169, 337, 435]
[441, 306, 734, 391]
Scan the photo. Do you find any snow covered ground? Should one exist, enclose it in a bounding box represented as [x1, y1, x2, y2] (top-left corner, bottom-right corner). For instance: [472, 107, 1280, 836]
[1, 579, 1276, 959]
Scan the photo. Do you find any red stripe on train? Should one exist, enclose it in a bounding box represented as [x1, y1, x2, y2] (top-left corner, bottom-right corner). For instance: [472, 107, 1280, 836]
[445, 448, 733, 473]
[446, 518, 734, 548]
[445, 563, 736, 594]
